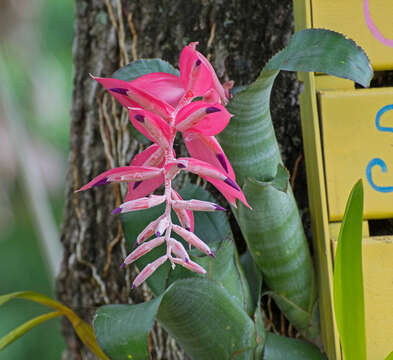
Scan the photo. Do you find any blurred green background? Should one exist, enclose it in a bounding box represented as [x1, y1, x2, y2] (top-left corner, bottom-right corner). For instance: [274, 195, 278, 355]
[0, 0, 74, 358]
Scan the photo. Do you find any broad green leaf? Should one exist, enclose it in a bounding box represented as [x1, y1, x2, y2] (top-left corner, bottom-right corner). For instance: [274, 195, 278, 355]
[0, 311, 61, 351]
[94, 278, 261, 360]
[112, 58, 179, 81]
[220, 29, 372, 339]
[0, 291, 108, 359]
[94, 296, 163, 360]
[157, 278, 257, 360]
[265, 29, 372, 87]
[263, 333, 327, 360]
[238, 175, 318, 339]
[333, 180, 366, 360]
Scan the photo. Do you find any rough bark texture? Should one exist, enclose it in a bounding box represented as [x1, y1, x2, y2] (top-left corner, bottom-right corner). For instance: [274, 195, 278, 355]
[57, 0, 305, 358]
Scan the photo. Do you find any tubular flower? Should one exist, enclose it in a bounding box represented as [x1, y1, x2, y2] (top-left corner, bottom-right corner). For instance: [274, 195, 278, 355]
[79, 43, 250, 288]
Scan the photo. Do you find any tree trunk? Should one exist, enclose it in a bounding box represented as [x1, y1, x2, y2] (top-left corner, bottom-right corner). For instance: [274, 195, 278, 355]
[57, 1, 303, 358]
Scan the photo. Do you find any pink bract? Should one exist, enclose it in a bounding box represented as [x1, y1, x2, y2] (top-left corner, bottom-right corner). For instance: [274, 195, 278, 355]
[79, 43, 249, 288]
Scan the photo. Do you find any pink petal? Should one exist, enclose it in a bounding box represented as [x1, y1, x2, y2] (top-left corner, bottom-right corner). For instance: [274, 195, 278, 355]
[77, 166, 162, 192]
[171, 189, 194, 232]
[130, 72, 185, 107]
[136, 215, 165, 246]
[179, 42, 228, 104]
[132, 255, 168, 288]
[123, 237, 165, 265]
[172, 258, 207, 274]
[92, 75, 174, 120]
[113, 195, 166, 214]
[172, 199, 226, 212]
[175, 101, 231, 136]
[168, 238, 190, 263]
[176, 157, 250, 209]
[172, 224, 214, 257]
[126, 145, 165, 201]
[202, 175, 250, 209]
[128, 107, 171, 148]
[183, 133, 235, 178]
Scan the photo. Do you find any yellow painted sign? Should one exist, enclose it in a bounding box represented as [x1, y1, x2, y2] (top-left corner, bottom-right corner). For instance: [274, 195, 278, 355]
[319, 87, 393, 220]
[311, 0, 393, 70]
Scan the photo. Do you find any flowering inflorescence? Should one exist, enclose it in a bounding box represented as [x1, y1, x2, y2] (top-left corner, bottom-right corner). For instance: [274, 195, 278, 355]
[78, 43, 250, 289]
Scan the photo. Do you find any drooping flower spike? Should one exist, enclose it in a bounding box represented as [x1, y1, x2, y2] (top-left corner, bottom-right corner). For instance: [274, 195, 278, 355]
[79, 43, 249, 288]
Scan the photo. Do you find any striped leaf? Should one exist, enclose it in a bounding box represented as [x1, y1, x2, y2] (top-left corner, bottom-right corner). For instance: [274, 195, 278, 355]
[219, 29, 372, 338]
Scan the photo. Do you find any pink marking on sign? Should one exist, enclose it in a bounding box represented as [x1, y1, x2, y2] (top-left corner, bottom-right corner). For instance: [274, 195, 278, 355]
[364, 0, 393, 48]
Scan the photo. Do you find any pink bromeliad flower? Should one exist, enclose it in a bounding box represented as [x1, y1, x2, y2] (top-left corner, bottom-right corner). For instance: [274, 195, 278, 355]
[79, 43, 250, 288]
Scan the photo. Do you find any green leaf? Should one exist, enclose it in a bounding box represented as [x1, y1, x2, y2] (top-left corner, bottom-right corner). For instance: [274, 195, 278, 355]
[263, 333, 327, 360]
[0, 311, 61, 351]
[238, 176, 319, 339]
[157, 279, 257, 360]
[94, 297, 163, 360]
[240, 250, 263, 313]
[112, 58, 179, 82]
[0, 291, 108, 359]
[265, 29, 372, 87]
[385, 350, 393, 360]
[333, 180, 366, 360]
[220, 29, 372, 339]
[94, 278, 260, 360]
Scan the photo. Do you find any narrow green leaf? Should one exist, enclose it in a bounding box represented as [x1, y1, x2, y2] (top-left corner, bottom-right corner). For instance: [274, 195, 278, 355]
[240, 250, 263, 313]
[385, 350, 393, 360]
[333, 180, 366, 360]
[94, 296, 163, 360]
[0, 291, 108, 359]
[263, 333, 327, 360]
[112, 58, 179, 82]
[0, 311, 61, 351]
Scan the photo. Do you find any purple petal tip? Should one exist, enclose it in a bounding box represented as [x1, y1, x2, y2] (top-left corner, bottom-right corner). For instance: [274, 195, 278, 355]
[195, 59, 201, 66]
[120, 262, 126, 269]
[214, 204, 226, 211]
[185, 258, 190, 263]
[131, 284, 135, 289]
[155, 231, 161, 237]
[112, 207, 122, 215]
[110, 87, 128, 95]
[206, 107, 221, 114]
[224, 177, 240, 191]
[134, 114, 145, 123]
[209, 251, 216, 259]
[185, 227, 191, 231]
[93, 177, 109, 187]
[177, 163, 186, 168]
[133, 242, 139, 249]
[133, 181, 142, 189]
[216, 153, 228, 172]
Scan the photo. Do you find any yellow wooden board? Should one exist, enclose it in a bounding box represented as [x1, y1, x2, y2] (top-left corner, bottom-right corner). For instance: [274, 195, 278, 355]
[319, 87, 393, 221]
[311, 0, 393, 70]
[363, 236, 393, 360]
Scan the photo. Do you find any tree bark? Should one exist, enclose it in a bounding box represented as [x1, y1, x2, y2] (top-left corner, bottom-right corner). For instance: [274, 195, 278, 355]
[57, 1, 304, 358]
